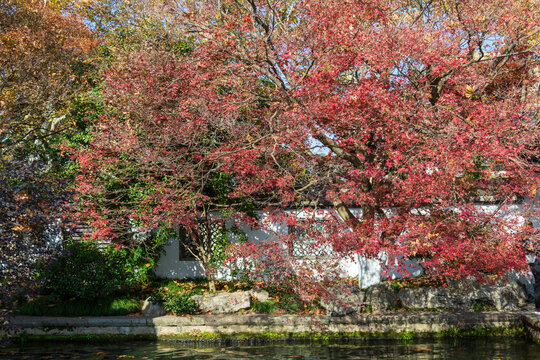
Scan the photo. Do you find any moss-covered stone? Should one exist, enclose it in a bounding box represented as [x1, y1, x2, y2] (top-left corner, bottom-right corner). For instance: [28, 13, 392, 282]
[11, 324, 528, 345]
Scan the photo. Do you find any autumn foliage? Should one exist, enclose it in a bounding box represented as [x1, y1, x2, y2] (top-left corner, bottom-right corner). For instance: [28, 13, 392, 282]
[5, 0, 538, 298]
[72, 0, 537, 283]
[0, 0, 96, 150]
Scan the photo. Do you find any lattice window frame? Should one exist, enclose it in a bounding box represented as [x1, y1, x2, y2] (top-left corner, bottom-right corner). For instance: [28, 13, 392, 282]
[287, 220, 333, 259]
[178, 223, 224, 261]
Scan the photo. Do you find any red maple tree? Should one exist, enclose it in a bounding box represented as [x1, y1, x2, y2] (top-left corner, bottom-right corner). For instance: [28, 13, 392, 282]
[73, 0, 539, 291]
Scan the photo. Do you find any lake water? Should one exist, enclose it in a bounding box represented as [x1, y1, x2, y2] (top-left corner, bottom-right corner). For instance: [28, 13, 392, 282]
[1, 338, 538, 359]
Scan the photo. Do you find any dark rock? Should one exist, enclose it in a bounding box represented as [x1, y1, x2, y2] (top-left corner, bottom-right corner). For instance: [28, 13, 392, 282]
[142, 297, 166, 317]
[321, 284, 365, 316]
[397, 278, 528, 311]
[365, 282, 398, 312]
[489, 279, 527, 310]
[399, 287, 445, 310]
[398, 287, 472, 310]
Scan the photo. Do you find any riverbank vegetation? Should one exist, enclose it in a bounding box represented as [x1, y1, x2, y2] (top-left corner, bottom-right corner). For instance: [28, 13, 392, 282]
[15, 276, 324, 317]
[16, 273, 521, 317]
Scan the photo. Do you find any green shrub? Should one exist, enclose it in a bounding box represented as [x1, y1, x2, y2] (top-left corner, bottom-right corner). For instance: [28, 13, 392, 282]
[39, 240, 153, 301]
[400, 331, 415, 342]
[163, 293, 197, 315]
[148, 291, 165, 304]
[251, 300, 279, 314]
[18, 297, 141, 316]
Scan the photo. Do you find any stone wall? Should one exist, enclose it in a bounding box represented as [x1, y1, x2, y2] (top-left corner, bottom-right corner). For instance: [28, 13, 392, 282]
[6, 312, 526, 338]
[322, 278, 529, 316]
[523, 314, 540, 344]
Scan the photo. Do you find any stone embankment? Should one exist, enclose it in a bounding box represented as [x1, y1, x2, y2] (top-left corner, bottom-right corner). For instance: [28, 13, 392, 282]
[6, 312, 538, 341]
[322, 278, 529, 316]
[523, 314, 540, 344]
[140, 278, 529, 318]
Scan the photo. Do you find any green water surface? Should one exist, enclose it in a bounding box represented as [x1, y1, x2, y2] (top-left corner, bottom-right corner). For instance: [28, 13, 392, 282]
[1, 338, 538, 359]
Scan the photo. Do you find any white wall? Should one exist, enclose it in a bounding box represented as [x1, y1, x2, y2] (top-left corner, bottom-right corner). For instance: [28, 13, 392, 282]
[153, 238, 205, 278]
[154, 201, 538, 287]
[154, 208, 415, 282]
[154, 211, 283, 279]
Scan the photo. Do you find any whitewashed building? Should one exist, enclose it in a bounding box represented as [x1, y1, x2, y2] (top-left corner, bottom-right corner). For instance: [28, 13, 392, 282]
[154, 196, 539, 288]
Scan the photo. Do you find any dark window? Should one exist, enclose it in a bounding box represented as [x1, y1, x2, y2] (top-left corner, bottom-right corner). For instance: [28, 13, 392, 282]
[178, 223, 224, 261]
[178, 228, 199, 260]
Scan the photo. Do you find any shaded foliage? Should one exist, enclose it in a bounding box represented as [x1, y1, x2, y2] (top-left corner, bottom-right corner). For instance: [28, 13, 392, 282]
[0, 2, 96, 331]
[38, 240, 156, 301]
[0, 156, 69, 310]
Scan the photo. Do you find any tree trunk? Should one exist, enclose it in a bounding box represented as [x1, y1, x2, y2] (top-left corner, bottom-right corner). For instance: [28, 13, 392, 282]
[333, 199, 362, 228]
[198, 251, 217, 293]
[207, 273, 217, 293]
[200, 213, 217, 293]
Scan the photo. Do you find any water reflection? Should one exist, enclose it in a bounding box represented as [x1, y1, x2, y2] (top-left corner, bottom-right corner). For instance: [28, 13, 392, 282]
[0, 338, 538, 359]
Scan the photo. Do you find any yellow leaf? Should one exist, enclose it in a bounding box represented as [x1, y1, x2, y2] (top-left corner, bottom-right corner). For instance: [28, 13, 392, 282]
[465, 85, 475, 98]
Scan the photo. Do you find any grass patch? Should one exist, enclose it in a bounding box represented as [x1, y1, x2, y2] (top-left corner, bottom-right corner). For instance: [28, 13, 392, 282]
[17, 297, 141, 316]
